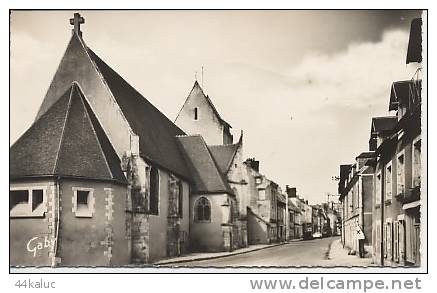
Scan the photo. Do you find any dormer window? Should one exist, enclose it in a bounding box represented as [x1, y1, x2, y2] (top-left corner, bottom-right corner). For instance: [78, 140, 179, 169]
[194, 107, 198, 121]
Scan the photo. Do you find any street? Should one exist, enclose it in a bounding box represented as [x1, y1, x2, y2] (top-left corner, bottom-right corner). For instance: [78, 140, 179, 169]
[169, 237, 340, 267]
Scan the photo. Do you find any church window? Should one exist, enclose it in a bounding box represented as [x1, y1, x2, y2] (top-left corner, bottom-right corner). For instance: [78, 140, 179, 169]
[10, 187, 46, 217]
[194, 107, 198, 121]
[149, 166, 160, 215]
[194, 196, 211, 222]
[73, 187, 94, 218]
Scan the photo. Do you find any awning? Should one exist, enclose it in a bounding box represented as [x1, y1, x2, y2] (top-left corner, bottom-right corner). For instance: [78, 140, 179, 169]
[402, 200, 421, 210]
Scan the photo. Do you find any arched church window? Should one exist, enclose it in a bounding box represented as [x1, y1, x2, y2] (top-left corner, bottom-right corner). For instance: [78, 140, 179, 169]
[194, 107, 198, 120]
[194, 196, 211, 222]
[149, 166, 159, 215]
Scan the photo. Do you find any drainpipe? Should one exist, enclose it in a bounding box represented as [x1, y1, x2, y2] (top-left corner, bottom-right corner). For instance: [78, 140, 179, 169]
[52, 176, 61, 267]
[381, 165, 385, 267]
[285, 196, 288, 241]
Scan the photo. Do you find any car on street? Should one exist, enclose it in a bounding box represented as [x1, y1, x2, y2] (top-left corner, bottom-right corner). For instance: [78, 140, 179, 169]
[312, 232, 322, 239]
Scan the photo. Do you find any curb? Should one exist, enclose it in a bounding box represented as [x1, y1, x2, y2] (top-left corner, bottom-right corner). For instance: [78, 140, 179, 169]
[154, 240, 299, 266]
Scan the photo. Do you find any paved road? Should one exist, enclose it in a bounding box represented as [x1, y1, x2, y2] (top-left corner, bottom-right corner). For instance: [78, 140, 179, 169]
[172, 237, 339, 267]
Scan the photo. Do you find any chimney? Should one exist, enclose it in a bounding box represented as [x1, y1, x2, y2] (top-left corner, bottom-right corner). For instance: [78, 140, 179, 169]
[245, 158, 260, 172]
[286, 186, 297, 198]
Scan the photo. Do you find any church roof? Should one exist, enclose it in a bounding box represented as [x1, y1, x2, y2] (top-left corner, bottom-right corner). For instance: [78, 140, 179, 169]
[178, 81, 232, 129]
[176, 135, 234, 195]
[87, 49, 191, 181]
[10, 83, 127, 184]
[208, 143, 240, 174]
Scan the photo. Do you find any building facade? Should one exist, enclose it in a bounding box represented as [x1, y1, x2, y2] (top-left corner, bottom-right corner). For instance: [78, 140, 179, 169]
[371, 17, 422, 267]
[339, 152, 375, 256]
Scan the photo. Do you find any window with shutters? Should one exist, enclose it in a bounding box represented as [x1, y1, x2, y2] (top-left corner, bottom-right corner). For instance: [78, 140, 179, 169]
[412, 137, 421, 187]
[385, 163, 392, 202]
[375, 172, 382, 206]
[375, 220, 381, 256]
[393, 221, 399, 262]
[397, 151, 405, 195]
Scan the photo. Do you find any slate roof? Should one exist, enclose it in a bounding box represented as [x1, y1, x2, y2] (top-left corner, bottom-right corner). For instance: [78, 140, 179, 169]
[87, 49, 191, 181]
[356, 151, 376, 159]
[371, 116, 398, 133]
[389, 80, 422, 111]
[406, 18, 422, 64]
[176, 135, 234, 195]
[208, 143, 240, 174]
[288, 201, 301, 213]
[10, 83, 127, 184]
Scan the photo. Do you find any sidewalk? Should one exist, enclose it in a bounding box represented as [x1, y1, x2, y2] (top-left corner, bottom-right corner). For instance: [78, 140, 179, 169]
[154, 239, 302, 265]
[326, 239, 374, 267]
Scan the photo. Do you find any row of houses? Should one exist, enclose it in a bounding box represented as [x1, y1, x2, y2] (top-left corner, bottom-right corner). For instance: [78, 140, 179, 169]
[9, 13, 300, 267]
[338, 18, 423, 266]
[286, 187, 341, 240]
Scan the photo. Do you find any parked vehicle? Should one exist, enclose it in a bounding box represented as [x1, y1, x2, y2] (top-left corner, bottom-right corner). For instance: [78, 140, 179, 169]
[303, 223, 313, 240]
[312, 232, 322, 239]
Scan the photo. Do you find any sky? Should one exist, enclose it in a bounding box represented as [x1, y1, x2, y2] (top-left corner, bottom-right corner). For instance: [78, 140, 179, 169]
[10, 10, 422, 204]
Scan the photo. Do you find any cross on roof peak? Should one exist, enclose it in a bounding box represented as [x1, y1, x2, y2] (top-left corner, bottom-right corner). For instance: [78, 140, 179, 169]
[70, 13, 85, 36]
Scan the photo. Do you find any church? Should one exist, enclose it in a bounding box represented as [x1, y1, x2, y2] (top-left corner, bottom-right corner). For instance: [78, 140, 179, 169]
[10, 13, 284, 267]
[10, 13, 193, 266]
[174, 80, 287, 249]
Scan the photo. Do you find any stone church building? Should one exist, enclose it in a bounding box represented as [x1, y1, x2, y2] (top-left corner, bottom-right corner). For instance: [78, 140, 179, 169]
[10, 14, 193, 266]
[10, 13, 284, 266]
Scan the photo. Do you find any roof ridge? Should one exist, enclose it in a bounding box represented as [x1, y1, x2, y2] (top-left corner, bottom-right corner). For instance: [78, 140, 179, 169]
[198, 136, 233, 194]
[176, 134, 203, 138]
[204, 92, 232, 129]
[87, 48, 190, 180]
[74, 83, 116, 180]
[52, 85, 75, 175]
[209, 143, 239, 148]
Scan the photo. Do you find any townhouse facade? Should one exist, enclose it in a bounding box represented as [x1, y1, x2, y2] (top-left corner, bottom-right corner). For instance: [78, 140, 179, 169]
[338, 152, 375, 256]
[371, 17, 422, 267]
[337, 18, 423, 266]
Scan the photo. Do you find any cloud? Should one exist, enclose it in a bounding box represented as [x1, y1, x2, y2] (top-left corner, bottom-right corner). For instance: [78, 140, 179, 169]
[208, 30, 417, 203]
[286, 30, 416, 113]
[10, 16, 416, 204]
